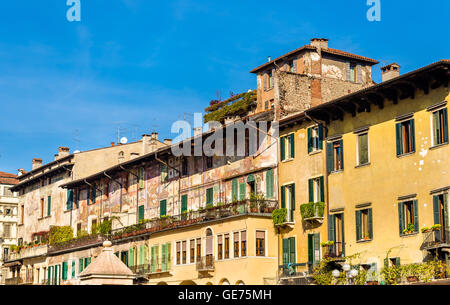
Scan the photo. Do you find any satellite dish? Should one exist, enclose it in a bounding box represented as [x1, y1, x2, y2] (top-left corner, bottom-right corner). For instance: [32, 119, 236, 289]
[120, 137, 128, 144]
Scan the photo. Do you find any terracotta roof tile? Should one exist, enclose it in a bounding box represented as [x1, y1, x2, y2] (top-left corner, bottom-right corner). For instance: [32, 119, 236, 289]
[0, 171, 18, 185]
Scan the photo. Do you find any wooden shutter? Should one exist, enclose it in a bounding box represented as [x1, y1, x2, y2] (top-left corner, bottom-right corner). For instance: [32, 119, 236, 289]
[341, 215, 345, 254]
[62, 262, 68, 281]
[308, 179, 314, 202]
[282, 238, 289, 265]
[138, 205, 145, 222]
[290, 133, 295, 158]
[319, 176, 325, 202]
[307, 128, 313, 153]
[280, 136, 286, 161]
[434, 196, 441, 225]
[167, 243, 172, 269]
[72, 260, 75, 279]
[328, 214, 336, 242]
[307, 234, 313, 264]
[313, 233, 320, 265]
[398, 202, 405, 235]
[289, 237, 296, 264]
[395, 258, 401, 267]
[79, 258, 83, 273]
[181, 195, 188, 213]
[345, 62, 351, 81]
[443, 108, 449, 143]
[206, 188, 213, 206]
[47, 196, 51, 216]
[318, 124, 324, 150]
[356, 64, 362, 83]
[266, 169, 274, 198]
[139, 167, 145, 189]
[128, 248, 133, 267]
[355, 210, 362, 241]
[67, 190, 73, 210]
[396, 123, 403, 156]
[160, 200, 167, 217]
[290, 184, 295, 211]
[433, 111, 440, 145]
[263, 73, 267, 91]
[239, 183, 246, 200]
[48, 266, 52, 285]
[326, 142, 334, 173]
[410, 119, 416, 152]
[413, 200, 419, 233]
[368, 208, 373, 239]
[293, 58, 297, 73]
[86, 188, 90, 205]
[92, 186, 96, 204]
[151, 246, 156, 272]
[161, 244, 167, 271]
[339, 140, 344, 170]
[231, 179, 238, 201]
[281, 185, 286, 209]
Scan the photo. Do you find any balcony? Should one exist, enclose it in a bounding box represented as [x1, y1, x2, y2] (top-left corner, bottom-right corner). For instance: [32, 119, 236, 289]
[196, 255, 215, 272]
[48, 234, 105, 254]
[323, 242, 346, 261]
[5, 277, 24, 285]
[111, 200, 278, 241]
[421, 228, 450, 251]
[278, 264, 313, 285]
[300, 202, 325, 222]
[7, 244, 48, 261]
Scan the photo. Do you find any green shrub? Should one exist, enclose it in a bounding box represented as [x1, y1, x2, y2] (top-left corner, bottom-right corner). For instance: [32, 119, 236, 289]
[272, 208, 287, 226]
[49, 226, 74, 245]
[300, 202, 325, 219]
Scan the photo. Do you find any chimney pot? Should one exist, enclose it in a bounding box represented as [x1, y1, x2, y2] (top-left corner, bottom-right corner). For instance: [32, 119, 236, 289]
[310, 38, 329, 49]
[268, 56, 271, 62]
[381, 63, 400, 82]
[111, 142, 115, 147]
[32, 158, 43, 170]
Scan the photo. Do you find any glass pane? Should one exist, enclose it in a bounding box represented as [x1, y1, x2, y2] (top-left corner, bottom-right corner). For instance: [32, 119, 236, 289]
[358, 133, 369, 164]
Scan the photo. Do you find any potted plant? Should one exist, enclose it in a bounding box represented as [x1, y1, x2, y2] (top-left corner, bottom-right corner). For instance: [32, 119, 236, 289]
[405, 264, 420, 283]
[421, 226, 431, 233]
[403, 223, 416, 235]
[431, 224, 441, 232]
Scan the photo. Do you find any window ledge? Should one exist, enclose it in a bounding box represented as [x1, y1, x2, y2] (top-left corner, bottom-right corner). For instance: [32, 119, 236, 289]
[430, 142, 449, 150]
[397, 151, 415, 158]
[356, 239, 373, 244]
[329, 170, 344, 175]
[355, 163, 371, 169]
[308, 150, 323, 156]
[400, 232, 419, 238]
[281, 158, 294, 163]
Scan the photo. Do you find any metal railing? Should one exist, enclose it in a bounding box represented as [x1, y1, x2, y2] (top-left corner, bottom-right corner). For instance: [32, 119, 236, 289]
[278, 263, 309, 278]
[5, 277, 24, 285]
[48, 234, 106, 254]
[324, 241, 345, 259]
[196, 255, 215, 272]
[422, 228, 450, 250]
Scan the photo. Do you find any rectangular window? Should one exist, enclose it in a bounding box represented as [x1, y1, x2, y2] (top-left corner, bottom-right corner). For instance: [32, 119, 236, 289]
[234, 232, 240, 258]
[356, 208, 373, 241]
[282, 237, 296, 266]
[176, 242, 181, 265]
[398, 200, 419, 235]
[139, 167, 145, 189]
[181, 195, 188, 214]
[206, 188, 213, 207]
[20, 205, 24, 224]
[432, 108, 449, 146]
[66, 189, 74, 211]
[307, 233, 320, 267]
[280, 134, 295, 161]
[47, 196, 51, 216]
[433, 194, 448, 242]
[182, 241, 187, 264]
[308, 177, 324, 203]
[308, 125, 324, 153]
[241, 231, 247, 257]
[138, 205, 145, 222]
[328, 214, 345, 257]
[268, 71, 273, 89]
[190, 240, 195, 263]
[396, 119, 415, 156]
[281, 184, 295, 222]
[181, 159, 188, 176]
[289, 60, 295, 72]
[3, 223, 11, 238]
[161, 164, 168, 183]
[327, 140, 344, 172]
[224, 234, 230, 259]
[160, 200, 167, 217]
[40, 198, 44, 218]
[357, 133, 369, 165]
[217, 235, 223, 260]
[350, 63, 356, 82]
[256, 231, 265, 256]
[196, 238, 201, 262]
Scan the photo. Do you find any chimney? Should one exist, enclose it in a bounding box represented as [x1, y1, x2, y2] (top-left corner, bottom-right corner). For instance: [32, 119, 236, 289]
[310, 38, 329, 50]
[32, 158, 43, 170]
[193, 127, 202, 137]
[151, 132, 158, 141]
[381, 63, 400, 82]
[57, 147, 70, 159]
[164, 139, 172, 146]
[111, 142, 115, 147]
[18, 169, 26, 176]
[268, 56, 271, 62]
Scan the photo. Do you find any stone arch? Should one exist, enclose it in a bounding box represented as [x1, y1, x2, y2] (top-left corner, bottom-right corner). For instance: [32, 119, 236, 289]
[157, 281, 168, 285]
[236, 280, 245, 285]
[219, 278, 230, 285]
[180, 280, 197, 285]
[205, 282, 213, 285]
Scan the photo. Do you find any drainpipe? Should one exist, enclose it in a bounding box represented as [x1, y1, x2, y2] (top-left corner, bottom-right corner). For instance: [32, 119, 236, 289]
[119, 165, 139, 225]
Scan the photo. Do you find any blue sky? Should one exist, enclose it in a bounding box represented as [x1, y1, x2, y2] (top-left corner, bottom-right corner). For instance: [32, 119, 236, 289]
[0, 0, 448, 173]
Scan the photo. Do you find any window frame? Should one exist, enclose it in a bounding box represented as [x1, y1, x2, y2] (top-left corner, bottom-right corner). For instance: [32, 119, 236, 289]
[356, 131, 370, 166]
[431, 108, 449, 147]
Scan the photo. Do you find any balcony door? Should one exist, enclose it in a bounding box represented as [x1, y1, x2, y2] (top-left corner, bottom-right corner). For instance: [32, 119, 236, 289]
[205, 229, 213, 266]
[434, 194, 448, 242]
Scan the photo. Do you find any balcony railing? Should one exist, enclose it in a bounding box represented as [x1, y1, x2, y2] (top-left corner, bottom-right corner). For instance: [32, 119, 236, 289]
[422, 228, 450, 250]
[7, 244, 48, 261]
[278, 263, 313, 285]
[111, 200, 278, 241]
[196, 255, 215, 272]
[5, 277, 24, 285]
[323, 242, 345, 260]
[48, 234, 105, 254]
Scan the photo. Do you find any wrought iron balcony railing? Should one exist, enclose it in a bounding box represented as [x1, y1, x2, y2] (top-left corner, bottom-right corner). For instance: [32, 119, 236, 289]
[422, 228, 450, 250]
[196, 255, 215, 272]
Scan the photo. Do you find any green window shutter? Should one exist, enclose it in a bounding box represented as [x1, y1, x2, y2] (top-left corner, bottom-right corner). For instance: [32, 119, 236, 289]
[139, 167, 145, 189]
[167, 243, 172, 270]
[355, 210, 362, 241]
[307, 128, 313, 153]
[433, 195, 441, 225]
[139, 245, 144, 265]
[62, 262, 68, 281]
[313, 233, 320, 265]
[206, 188, 213, 206]
[86, 188, 90, 205]
[231, 179, 238, 201]
[72, 260, 75, 279]
[282, 238, 289, 265]
[79, 258, 83, 273]
[410, 119, 416, 152]
[443, 108, 449, 143]
[160, 200, 167, 217]
[307, 234, 313, 264]
[339, 140, 344, 170]
[396, 123, 403, 156]
[326, 142, 334, 173]
[161, 244, 167, 271]
[239, 183, 246, 201]
[280, 136, 286, 161]
[266, 169, 274, 198]
[395, 258, 401, 267]
[47, 196, 51, 216]
[290, 184, 295, 211]
[143, 245, 148, 266]
[398, 202, 405, 235]
[319, 176, 325, 202]
[75, 190, 79, 209]
[138, 205, 145, 222]
[308, 179, 314, 202]
[92, 186, 96, 204]
[289, 237, 296, 264]
[151, 246, 156, 272]
[290, 133, 295, 158]
[328, 215, 336, 242]
[48, 266, 52, 285]
[318, 124, 324, 150]
[433, 111, 440, 144]
[181, 195, 188, 213]
[368, 208, 373, 240]
[67, 190, 73, 210]
[281, 186, 286, 209]
[413, 200, 419, 233]
[54, 265, 58, 285]
[128, 248, 133, 267]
